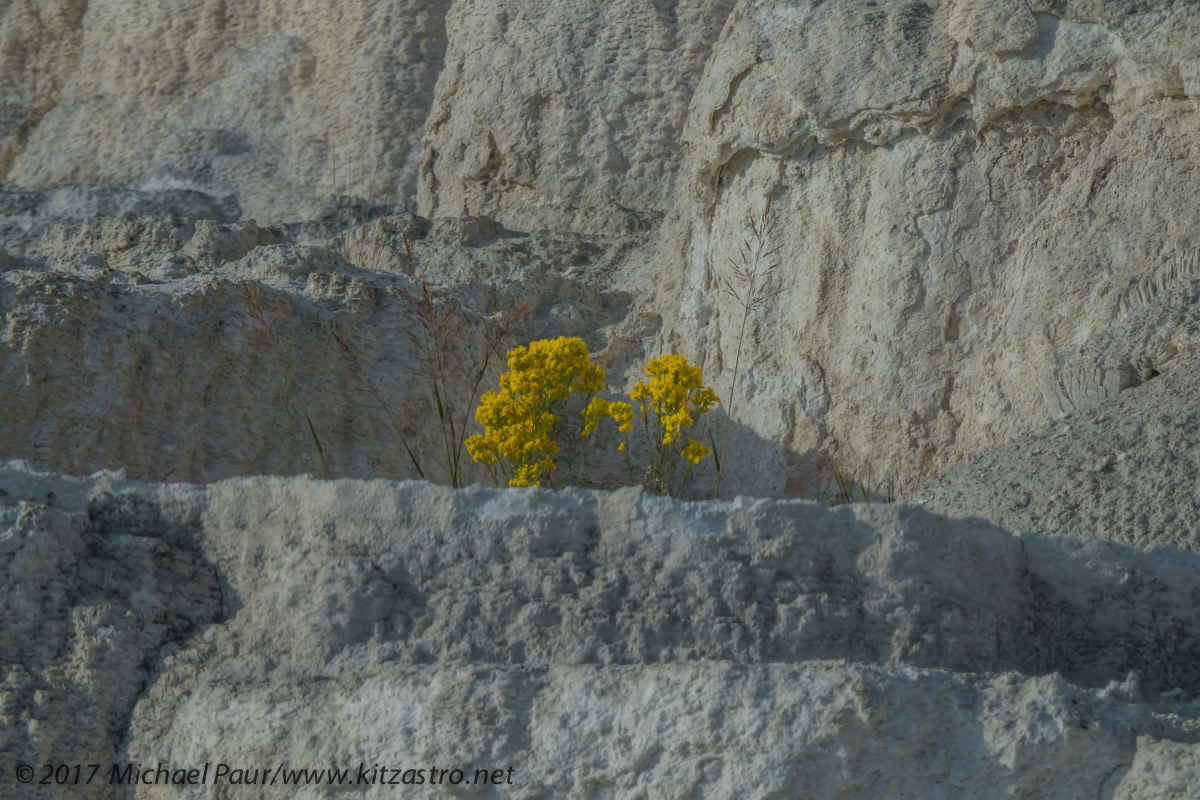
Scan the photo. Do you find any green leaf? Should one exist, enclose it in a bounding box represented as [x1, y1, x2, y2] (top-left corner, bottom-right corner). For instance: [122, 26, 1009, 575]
[305, 411, 332, 479]
[433, 382, 446, 420]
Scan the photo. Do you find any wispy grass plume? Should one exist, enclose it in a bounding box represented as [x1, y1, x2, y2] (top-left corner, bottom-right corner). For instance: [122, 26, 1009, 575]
[715, 197, 784, 497]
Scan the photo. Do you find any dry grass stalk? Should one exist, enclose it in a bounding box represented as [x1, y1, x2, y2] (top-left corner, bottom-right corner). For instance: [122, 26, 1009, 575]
[332, 330, 426, 480]
[326, 131, 528, 487]
[390, 231, 529, 487]
[716, 197, 785, 497]
[240, 279, 332, 479]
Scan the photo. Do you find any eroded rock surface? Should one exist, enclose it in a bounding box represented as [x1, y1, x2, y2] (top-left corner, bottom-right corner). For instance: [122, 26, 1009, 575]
[1, 0, 450, 224]
[0, 213, 649, 486]
[3, 0, 1200, 502]
[4, 3, 1200, 795]
[921, 354, 1200, 552]
[2, 465, 1199, 799]
[418, 0, 736, 233]
[654, 0, 1200, 497]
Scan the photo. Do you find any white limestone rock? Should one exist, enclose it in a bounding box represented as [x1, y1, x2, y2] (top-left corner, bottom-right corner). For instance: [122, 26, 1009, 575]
[920, 354, 1200, 551]
[4, 0, 1200, 505]
[1, 0, 451, 223]
[2, 464, 1199, 799]
[417, 0, 736, 233]
[0, 215, 648, 486]
[649, 0, 1200, 497]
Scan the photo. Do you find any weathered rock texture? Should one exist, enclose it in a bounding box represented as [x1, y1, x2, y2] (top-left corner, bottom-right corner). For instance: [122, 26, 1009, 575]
[3, 0, 1200, 503]
[418, 0, 736, 234]
[5, 3, 1200, 794]
[3, 464, 1199, 799]
[1, 0, 450, 225]
[0, 213, 649, 486]
[921, 353, 1200, 552]
[646, 0, 1200, 498]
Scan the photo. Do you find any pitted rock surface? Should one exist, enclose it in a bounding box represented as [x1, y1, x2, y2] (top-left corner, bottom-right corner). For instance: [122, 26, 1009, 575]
[3, 465, 1200, 798]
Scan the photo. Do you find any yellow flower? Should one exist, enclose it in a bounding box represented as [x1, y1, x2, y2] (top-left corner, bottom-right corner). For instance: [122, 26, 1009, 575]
[612, 402, 633, 433]
[582, 397, 635, 438]
[693, 386, 719, 414]
[629, 354, 719, 494]
[468, 337, 610, 487]
[465, 434, 497, 465]
[681, 439, 711, 465]
[631, 354, 719, 446]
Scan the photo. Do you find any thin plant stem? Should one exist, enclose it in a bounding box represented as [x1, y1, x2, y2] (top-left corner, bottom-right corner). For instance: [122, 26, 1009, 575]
[453, 351, 492, 473]
[716, 301, 751, 498]
[622, 433, 635, 484]
[279, 393, 307, 471]
[332, 331, 426, 479]
[241, 280, 332, 479]
[430, 377, 457, 487]
[715, 197, 782, 498]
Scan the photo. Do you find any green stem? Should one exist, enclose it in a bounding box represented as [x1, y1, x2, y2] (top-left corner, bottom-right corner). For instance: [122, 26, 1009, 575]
[454, 351, 492, 477]
[374, 394, 426, 480]
[279, 395, 307, 473]
[567, 390, 598, 486]
[622, 431, 634, 485]
[273, 350, 332, 479]
[431, 379, 456, 487]
[638, 398, 653, 491]
[716, 296, 753, 499]
[439, 371, 461, 487]
[574, 436, 593, 486]
[305, 410, 332, 480]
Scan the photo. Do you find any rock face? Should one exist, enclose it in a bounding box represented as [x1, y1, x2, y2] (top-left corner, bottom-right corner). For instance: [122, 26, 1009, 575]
[5, 2, 1200, 796]
[0, 213, 647, 486]
[3, 463, 1200, 799]
[921, 354, 1200, 552]
[654, 0, 1200, 497]
[418, 0, 736, 234]
[3, 0, 1200, 500]
[1, 0, 450, 225]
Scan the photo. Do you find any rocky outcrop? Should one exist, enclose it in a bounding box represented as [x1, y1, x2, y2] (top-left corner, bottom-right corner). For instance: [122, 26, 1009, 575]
[921, 353, 1200, 552]
[6, 1, 1200, 797]
[3, 0, 1200, 501]
[0, 213, 648, 486]
[1, 0, 451, 226]
[3, 464, 1199, 798]
[0, 467, 223, 800]
[653, 0, 1200, 496]
[418, 0, 736, 234]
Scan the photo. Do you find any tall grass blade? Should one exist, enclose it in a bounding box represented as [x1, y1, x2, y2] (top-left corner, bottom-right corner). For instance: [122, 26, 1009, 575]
[306, 411, 332, 479]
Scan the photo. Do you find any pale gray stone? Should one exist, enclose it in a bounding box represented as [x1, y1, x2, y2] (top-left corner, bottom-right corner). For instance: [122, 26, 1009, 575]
[418, 0, 736, 234]
[2, 464, 1199, 799]
[1, 0, 451, 224]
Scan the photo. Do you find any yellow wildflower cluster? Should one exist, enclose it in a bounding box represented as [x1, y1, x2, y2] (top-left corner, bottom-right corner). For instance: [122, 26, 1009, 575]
[680, 439, 710, 466]
[466, 337, 616, 487]
[582, 397, 634, 438]
[629, 354, 719, 492]
[466, 342, 718, 494]
[631, 354, 717, 445]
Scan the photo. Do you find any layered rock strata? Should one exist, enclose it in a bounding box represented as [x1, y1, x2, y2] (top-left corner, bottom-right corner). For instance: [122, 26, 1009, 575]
[2, 464, 1199, 798]
[0, 213, 648, 486]
[3, 0, 1200, 497]
[655, 0, 1200, 496]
